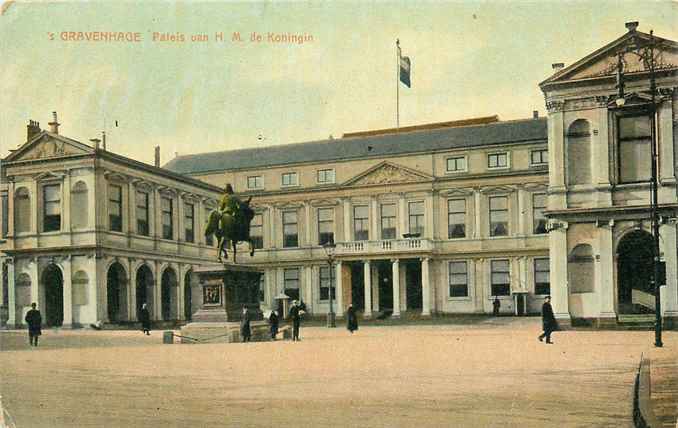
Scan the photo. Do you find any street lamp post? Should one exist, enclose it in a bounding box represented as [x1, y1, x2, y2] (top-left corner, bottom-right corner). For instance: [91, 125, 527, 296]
[323, 242, 337, 328]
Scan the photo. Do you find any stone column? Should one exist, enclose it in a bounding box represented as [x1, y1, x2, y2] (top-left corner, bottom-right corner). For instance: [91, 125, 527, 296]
[474, 190, 482, 239]
[343, 199, 352, 241]
[29, 258, 39, 306]
[658, 103, 675, 183]
[421, 257, 431, 316]
[372, 266, 379, 312]
[128, 261, 137, 321]
[177, 264, 185, 321]
[550, 225, 570, 324]
[425, 192, 434, 239]
[154, 261, 162, 320]
[363, 260, 372, 318]
[62, 256, 73, 328]
[335, 261, 344, 317]
[370, 197, 379, 240]
[6, 259, 15, 326]
[392, 259, 401, 318]
[597, 222, 615, 323]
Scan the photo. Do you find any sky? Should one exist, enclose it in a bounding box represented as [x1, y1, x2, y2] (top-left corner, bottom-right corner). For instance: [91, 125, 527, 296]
[1, 1, 677, 166]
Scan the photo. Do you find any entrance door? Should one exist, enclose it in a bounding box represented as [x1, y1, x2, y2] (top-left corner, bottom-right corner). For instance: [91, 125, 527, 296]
[161, 268, 177, 321]
[617, 230, 655, 314]
[43, 264, 63, 326]
[136, 265, 154, 318]
[377, 262, 393, 311]
[350, 263, 364, 310]
[107, 263, 127, 323]
[405, 261, 422, 310]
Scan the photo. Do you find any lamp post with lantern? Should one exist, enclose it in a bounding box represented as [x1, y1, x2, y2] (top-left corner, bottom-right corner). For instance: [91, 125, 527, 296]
[323, 242, 337, 328]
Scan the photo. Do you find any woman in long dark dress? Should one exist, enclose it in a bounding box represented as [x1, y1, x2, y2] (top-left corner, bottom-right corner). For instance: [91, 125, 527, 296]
[346, 304, 358, 334]
[240, 307, 251, 342]
[269, 310, 279, 340]
[140, 303, 151, 335]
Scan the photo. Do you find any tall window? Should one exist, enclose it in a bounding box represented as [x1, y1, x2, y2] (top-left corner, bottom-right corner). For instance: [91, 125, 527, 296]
[247, 176, 263, 189]
[184, 203, 195, 243]
[43, 184, 61, 232]
[282, 172, 298, 187]
[533, 194, 547, 235]
[283, 210, 298, 247]
[408, 201, 424, 236]
[319, 266, 335, 301]
[446, 156, 467, 173]
[161, 197, 173, 240]
[381, 204, 396, 240]
[250, 213, 263, 249]
[108, 184, 123, 232]
[534, 258, 550, 295]
[317, 169, 335, 184]
[1, 194, 8, 238]
[489, 196, 508, 237]
[447, 199, 466, 239]
[354, 205, 369, 241]
[205, 208, 214, 246]
[531, 149, 548, 166]
[449, 261, 468, 297]
[488, 152, 508, 169]
[619, 114, 652, 183]
[71, 181, 88, 229]
[491, 260, 510, 296]
[318, 208, 334, 245]
[136, 191, 150, 236]
[283, 268, 300, 301]
[14, 188, 30, 233]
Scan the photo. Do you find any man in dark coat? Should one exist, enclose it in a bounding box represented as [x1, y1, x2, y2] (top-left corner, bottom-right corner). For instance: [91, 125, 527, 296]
[140, 303, 151, 335]
[538, 295, 557, 344]
[25, 302, 42, 347]
[240, 307, 251, 343]
[289, 300, 302, 341]
[269, 310, 279, 340]
[346, 304, 358, 334]
[492, 297, 501, 316]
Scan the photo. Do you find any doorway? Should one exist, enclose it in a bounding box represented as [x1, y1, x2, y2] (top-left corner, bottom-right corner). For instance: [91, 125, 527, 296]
[617, 230, 655, 314]
[43, 264, 63, 327]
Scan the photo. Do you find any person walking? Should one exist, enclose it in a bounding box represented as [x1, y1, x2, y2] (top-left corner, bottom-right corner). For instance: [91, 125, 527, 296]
[240, 306, 251, 343]
[492, 297, 501, 316]
[538, 295, 558, 344]
[140, 303, 151, 335]
[25, 302, 42, 347]
[289, 300, 302, 341]
[346, 304, 359, 334]
[268, 310, 279, 340]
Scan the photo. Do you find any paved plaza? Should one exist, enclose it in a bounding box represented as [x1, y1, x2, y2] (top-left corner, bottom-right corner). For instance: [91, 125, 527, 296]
[1, 318, 676, 427]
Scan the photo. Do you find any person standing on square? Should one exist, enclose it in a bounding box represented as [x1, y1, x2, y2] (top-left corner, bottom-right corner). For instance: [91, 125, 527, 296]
[538, 296, 557, 344]
[25, 303, 42, 347]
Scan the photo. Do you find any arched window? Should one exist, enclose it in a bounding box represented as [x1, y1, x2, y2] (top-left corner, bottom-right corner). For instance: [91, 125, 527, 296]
[567, 119, 592, 186]
[71, 181, 88, 229]
[568, 244, 594, 293]
[72, 270, 89, 305]
[14, 187, 31, 233]
[15, 273, 31, 307]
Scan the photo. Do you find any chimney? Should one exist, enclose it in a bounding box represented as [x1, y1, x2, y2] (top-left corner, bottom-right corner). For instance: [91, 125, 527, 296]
[552, 63, 565, 71]
[48, 111, 60, 134]
[625, 21, 639, 32]
[102, 131, 107, 151]
[154, 146, 160, 167]
[533, 110, 539, 119]
[90, 138, 101, 150]
[26, 120, 41, 141]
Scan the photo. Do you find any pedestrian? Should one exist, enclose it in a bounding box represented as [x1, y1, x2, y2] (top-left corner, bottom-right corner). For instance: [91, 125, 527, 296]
[269, 310, 279, 340]
[25, 302, 42, 347]
[240, 306, 251, 343]
[289, 300, 302, 341]
[140, 303, 151, 335]
[538, 295, 558, 344]
[492, 296, 501, 316]
[346, 304, 359, 334]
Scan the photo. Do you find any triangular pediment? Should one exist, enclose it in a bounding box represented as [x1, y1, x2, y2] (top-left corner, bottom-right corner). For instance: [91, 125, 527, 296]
[541, 30, 678, 88]
[5, 132, 94, 162]
[344, 161, 433, 187]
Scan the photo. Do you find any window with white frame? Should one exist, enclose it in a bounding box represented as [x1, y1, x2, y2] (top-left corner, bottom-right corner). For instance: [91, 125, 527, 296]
[534, 258, 550, 295]
[43, 184, 61, 232]
[184, 203, 195, 243]
[446, 156, 467, 173]
[532, 194, 547, 235]
[408, 201, 424, 236]
[317, 169, 335, 184]
[247, 176, 263, 189]
[354, 205, 369, 241]
[319, 266, 335, 301]
[489, 196, 508, 237]
[317, 208, 334, 245]
[136, 191, 150, 236]
[108, 184, 123, 232]
[381, 203, 396, 240]
[487, 152, 508, 169]
[449, 261, 468, 297]
[530, 149, 548, 166]
[250, 213, 263, 249]
[283, 268, 300, 301]
[161, 197, 174, 240]
[490, 260, 510, 296]
[447, 199, 466, 239]
[283, 210, 298, 247]
[281, 172, 298, 187]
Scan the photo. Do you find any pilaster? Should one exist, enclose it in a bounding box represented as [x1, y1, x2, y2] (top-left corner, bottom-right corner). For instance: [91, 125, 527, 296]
[62, 256, 73, 328]
[392, 259, 401, 318]
[598, 221, 616, 319]
[550, 224, 571, 324]
[363, 260, 372, 318]
[335, 261, 344, 317]
[421, 257, 431, 316]
[6, 259, 15, 326]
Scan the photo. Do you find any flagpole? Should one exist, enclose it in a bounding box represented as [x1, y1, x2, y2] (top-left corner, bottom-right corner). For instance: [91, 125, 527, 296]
[396, 39, 400, 130]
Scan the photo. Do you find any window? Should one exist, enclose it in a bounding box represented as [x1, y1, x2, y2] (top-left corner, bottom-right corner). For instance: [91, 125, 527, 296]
[43, 184, 61, 232]
[487, 152, 508, 169]
[447, 199, 466, 239]
[109, 184, 122, 232]
[14, 188, 30, 233]
[161, 197, 173, 240]
[250, 213, 263, 249]
[283, 268, 300, 301]
[247, 176, 263, 189]
[531, 149, 548, 166]
[319, 266, 335, 301]
[354, 205, 369, 241]
[282, 172, 298, 187]
[408, 201, 424, 236]
[283, 210, 298, 247]
[489, 196, 508, 237]
[491, 260, 510, 296]
[619, 114, 652, 183]
[205, 208, 214, 246]
[449, 261, 468, 297]
[381, 203, 396, 240]
[446, 156, 467, 173]
[317, 169, 335, 184]
[71, 182, 88, 229]
[1, 194, 7, 238]
[317, 208, 334, 245]
[136, 192, 150, 236]
[534, 258, 550, 295]
[184, 203, 195, 243]
[533, 194, 547, 235]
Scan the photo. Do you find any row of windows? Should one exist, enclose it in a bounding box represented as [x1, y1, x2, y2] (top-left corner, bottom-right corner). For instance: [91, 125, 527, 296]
[247, 168, 336, 190]
[446, 149, 548, 174]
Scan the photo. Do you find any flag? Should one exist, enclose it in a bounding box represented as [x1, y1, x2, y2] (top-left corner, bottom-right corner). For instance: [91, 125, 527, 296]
[398, 44, 411, 88]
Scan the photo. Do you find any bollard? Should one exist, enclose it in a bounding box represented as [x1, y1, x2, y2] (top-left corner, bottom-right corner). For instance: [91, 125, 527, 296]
[163, 331, 174, 344]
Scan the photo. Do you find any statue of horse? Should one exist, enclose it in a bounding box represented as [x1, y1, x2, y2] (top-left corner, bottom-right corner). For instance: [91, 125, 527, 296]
[204, 196, 256, 263]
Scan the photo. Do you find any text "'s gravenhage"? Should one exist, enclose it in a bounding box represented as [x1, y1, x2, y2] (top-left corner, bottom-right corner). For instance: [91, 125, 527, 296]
[58, 32, 142, 42]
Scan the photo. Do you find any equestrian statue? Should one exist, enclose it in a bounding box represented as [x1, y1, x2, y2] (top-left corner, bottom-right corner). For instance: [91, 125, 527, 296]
[205, 184, 256, 263]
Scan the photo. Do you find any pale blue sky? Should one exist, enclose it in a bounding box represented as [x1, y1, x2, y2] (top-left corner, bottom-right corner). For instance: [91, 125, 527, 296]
[1, 1, 677, 165]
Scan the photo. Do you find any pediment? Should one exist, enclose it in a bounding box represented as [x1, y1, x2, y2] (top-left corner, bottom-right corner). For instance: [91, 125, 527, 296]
[440, 187, 474, 197]
[344, 161, 433, 187]
[5, 132, 94, 162]
[480, 185, 515, 194]
[34, 171, 66, 181]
